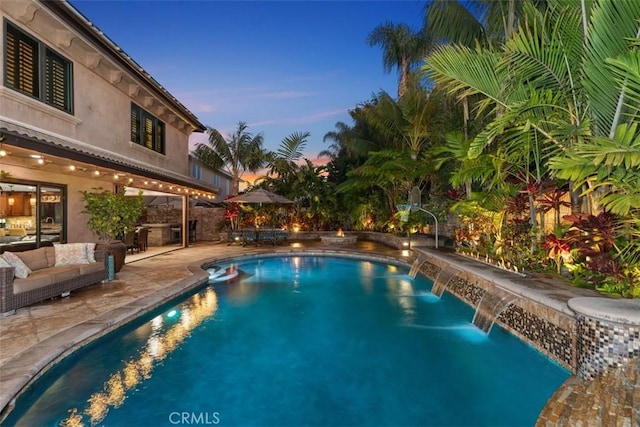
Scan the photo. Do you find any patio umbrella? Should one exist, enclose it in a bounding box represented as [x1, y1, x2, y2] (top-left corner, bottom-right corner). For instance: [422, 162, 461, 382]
[225, 188, 294, 204]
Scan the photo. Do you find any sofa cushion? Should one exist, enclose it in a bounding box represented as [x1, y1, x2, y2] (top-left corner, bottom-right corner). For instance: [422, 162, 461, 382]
[2, 252, 32, 279]
[54, 243, 90, 266]
[79, 262, 104, 275]
[13, 272, 55, 293]
[51, 266, 81, 283]
[15, 247, 49, 271]
[13, 266, 81, 294]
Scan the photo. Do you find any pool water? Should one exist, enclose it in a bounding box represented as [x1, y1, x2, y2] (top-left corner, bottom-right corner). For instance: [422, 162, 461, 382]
[6, 256, 570, 426]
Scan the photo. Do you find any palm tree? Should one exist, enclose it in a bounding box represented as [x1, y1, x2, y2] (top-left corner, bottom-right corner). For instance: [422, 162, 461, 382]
[423, 0, 531, 140]
[425, 0, 639, 208]
[265, 131, 310, 179]
[423, 0, 640, 284]
[425, 0, 525, 48]
[193, 121, 266, 195]
[356, 83, 449, 160]
[367, 22, 432, 99]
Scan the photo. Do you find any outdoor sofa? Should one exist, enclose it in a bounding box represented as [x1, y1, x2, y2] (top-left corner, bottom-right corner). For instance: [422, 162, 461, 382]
[0, 243, 108, 315]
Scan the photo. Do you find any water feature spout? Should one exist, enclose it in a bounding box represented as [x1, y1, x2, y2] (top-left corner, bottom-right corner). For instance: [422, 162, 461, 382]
[431, 266, 460, 297]
[408, 254, 427, 278]
[472, 288, 519, 334]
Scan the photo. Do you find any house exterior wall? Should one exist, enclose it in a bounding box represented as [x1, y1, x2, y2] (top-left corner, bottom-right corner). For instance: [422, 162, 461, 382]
[0, 0, 210, 247]
[1, 1, 191, 176]
[188, 155, 233, 203]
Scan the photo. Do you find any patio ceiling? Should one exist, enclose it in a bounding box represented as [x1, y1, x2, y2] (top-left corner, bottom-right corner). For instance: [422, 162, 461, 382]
[0, 127, 218, 200]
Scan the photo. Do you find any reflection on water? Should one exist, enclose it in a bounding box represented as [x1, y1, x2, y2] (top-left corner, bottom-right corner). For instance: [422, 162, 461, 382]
[60, 288, 218, 427]
[392, 278, 417, 322]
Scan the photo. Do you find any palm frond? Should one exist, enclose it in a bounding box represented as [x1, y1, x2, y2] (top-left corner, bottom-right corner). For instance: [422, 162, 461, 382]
[605, 51, 640, 122]
[425, 0, 487, 47]
[582, 0, 640, 137]
[501, 2, 583, 102]
[277, 131, 309, 163]
[423, 44, 505, 113]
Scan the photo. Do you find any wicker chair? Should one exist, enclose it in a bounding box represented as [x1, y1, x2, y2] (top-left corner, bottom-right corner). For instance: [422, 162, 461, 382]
[124, 230, 138, 254]
[136, 227, 149, 252]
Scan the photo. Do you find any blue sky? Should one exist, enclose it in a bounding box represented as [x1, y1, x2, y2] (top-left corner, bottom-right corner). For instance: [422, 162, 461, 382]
[70, 0, 427, 162]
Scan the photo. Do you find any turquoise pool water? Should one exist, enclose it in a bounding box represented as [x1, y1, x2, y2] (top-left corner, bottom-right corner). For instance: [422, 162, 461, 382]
[6, 256, 569, 426]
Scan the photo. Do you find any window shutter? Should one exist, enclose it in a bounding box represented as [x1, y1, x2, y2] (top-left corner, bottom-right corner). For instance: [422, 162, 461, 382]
[156, 121, 165, 153]
[5, 29, 16, 88]
[130, 104, 165, 154]
[144, 117, 154, 149]
[131, 104, 141, 143]
[5, 25, 38, 97]
[45, 49, 71, 112]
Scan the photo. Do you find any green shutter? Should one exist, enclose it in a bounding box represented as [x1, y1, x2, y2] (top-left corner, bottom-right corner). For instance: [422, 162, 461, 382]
[144, 116, 154, 149]
[131, 104, 141, 143]
[156, 121, 165, 153]
[5, 24, 38, 98]
[44, 49, 72, 112]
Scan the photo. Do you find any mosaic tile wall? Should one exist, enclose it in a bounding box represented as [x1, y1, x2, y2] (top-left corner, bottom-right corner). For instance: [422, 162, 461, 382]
[575, 315, 640, 380]
[419, 260, 577, 371]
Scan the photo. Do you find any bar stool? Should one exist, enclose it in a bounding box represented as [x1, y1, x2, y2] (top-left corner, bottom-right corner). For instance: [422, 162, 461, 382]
[170, 225, 181, 243]
[188, 220, 198, 243]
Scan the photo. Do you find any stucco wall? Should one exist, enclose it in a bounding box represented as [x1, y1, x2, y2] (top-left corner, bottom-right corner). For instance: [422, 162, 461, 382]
[0, 2, 191, 176]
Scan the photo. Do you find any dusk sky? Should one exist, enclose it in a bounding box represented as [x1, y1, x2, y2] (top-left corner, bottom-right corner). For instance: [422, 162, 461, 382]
[70, 0, 427, 163]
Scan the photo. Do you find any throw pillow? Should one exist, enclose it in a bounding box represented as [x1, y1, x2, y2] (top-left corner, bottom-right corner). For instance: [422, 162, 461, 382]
[0, 257, 10, 268]
[2, 251, 32, 279]
[54, 243, 90, 266]
[86, 243, 97, 263]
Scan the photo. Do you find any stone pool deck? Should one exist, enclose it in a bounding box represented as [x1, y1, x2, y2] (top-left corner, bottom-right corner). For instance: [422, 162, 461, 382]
[0, 240, 638, 425]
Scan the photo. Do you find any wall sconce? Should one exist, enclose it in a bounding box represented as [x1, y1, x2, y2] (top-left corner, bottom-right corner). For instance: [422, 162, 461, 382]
[30, 196, 36, 206]
[8, 196, 15, 206]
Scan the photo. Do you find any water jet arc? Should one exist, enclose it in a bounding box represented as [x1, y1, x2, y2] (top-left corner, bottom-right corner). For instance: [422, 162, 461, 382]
[472, 288, 519, 334]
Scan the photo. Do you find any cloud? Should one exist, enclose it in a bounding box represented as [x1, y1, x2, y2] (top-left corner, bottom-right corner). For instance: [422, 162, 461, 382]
[284, 71, 342, 83]
[253, 91, 317, 99]
[250, 108, 348, 127]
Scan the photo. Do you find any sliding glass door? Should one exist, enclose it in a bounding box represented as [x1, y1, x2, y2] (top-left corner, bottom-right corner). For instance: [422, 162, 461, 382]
[0, 181, 66, 253]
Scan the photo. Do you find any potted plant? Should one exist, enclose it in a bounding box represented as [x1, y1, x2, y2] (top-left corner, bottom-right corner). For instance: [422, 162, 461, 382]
[80, 186, 145, 273]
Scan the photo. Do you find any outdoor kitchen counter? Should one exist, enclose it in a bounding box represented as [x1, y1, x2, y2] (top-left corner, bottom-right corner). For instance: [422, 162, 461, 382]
[141, 223, 174, 246]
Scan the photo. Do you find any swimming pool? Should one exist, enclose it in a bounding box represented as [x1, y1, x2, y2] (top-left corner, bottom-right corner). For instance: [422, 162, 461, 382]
[5, 255, 569, 426]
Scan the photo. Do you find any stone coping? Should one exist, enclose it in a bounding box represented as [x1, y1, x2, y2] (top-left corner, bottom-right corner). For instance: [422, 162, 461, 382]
[415, 249, 603, 315]
[568, 297, 640, 325]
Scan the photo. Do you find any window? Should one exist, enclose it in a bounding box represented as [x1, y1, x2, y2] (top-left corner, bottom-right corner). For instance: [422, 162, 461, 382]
[131, 103, 165, 154]
[190, 163, 201, 180]
[212, 174, 220, 187]
[0, 181, 66, 253]
[4, 22, 73, 113]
